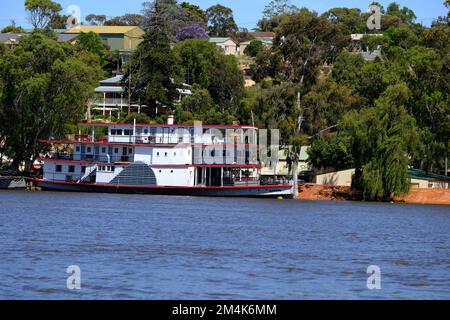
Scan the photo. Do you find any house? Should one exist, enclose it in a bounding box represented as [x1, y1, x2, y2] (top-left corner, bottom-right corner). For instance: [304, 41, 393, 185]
[209, 37, 239, 56]
[90, 75, 193, 120]
[350, 33, 383, 61]
[65, 26, 145, 52]
[0, 33, 78, 49]
[315, 168, 450, 189]
[91, 75, 151, 119]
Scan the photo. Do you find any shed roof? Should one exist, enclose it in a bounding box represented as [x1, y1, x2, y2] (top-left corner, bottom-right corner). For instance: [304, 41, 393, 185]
[66, 26, 141, 34]
[408, 168, 450, 182]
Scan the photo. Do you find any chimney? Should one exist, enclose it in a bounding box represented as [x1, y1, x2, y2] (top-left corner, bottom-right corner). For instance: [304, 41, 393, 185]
[167, 115, 175, 126]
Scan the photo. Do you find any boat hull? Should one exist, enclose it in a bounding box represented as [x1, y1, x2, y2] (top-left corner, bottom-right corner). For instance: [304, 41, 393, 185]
[33, 180, 294, 199]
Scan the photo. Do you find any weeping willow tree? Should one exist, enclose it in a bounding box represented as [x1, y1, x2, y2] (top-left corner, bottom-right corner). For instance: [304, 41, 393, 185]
[342, 83, 419, 200]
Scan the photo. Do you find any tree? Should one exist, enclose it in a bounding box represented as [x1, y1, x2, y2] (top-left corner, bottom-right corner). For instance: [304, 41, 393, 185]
[176, 23, 209, 41]
[268, 9, 349, 198]
[344, 83, 419, 200]
[124, 30, 180, 112]
[244, 40, 264, 57]
[0, 31, 102, 172]
[25, 0, 62, 29]
[206, 5, 238, 37]
[257, 0, 298, 32]
[103, 14, 145, 26]
[181, 2, 208, 27]
[142, 0, 199, 40]
[86, 14, 107, 26]
[173, 39, 244, 113]
[1, 25, 26, 33]
[386, 2, 417, 25]
[262, 0, 298, 19]
[76, 32, 107, 64]
[322, 8, 366, 33]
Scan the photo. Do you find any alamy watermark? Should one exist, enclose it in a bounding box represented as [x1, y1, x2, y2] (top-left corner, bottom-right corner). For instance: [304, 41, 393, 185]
[367, 5, 382, 31]
[367, 265, 382, 290]
[67, 265, 81, 290]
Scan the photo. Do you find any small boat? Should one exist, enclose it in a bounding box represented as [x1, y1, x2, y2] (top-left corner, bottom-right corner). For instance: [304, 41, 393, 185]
[32, 119, 294, 198]
[0, 176, 27, 190]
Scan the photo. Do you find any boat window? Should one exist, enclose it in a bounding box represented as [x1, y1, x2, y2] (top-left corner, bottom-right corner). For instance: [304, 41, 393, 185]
[111, 129, 116, 135]
[102, 147, 106, 153]
[114, 148, 119, 154]
[87, 147, 92, 153]
[76, 146, 80, 152]
[68, 166, 75, 173]
[81, 166, 86, 174]
[157, 152, 160, 157]
[56, 165, 62, 172]
[164, 152, 168, 157]
[116, 129, 123, 136]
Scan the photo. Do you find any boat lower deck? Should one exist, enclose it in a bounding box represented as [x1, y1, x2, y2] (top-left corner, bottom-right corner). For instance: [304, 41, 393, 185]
[33, 179, 294, 199]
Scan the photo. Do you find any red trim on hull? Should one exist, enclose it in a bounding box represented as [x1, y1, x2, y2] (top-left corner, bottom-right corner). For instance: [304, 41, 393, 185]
[31, 179, 292, 190]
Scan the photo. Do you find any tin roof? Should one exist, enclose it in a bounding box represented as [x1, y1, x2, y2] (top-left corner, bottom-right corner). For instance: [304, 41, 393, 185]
[408, 168, 450, 182]
[66, 26, 142, 34]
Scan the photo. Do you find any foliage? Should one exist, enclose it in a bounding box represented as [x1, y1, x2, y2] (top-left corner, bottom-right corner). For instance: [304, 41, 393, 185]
[243, 40, 264, 57]
[176, 23, 209, 41]
[123, 112, 152, 124]
[0, 31, 103, 172]
[76, 32, 107, 64]
[1, 25, 26, 33]
[25, 0, 62, 29]
[206, 4, 238, 37]
[124, 30, 180, 110]
[173, 39, 244, 113]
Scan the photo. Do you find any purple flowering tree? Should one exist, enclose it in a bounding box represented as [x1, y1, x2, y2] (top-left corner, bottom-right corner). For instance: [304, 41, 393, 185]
[176, 23, 209, 42]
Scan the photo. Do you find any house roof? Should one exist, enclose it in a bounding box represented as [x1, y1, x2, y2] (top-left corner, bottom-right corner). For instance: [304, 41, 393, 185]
[408, 168, 450, 182]
[95, 86, 124, 93]
[249, 32, 275, 39]
[0, 33, 78, 43]
[66, 26, 141, 34]
[100, 75, 123, 85]
[209, 37, 234, 44]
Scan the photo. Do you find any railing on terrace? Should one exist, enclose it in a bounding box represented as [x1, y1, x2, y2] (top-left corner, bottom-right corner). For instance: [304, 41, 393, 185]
[45, 153, 134, 163]
[66, 135, 247, 146]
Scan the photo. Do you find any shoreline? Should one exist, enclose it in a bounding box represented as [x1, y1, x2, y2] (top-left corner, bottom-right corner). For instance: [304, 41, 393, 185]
[299, 184, 450, 206]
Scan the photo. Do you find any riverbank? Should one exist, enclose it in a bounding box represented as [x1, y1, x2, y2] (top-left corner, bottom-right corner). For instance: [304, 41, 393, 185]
[299, 184, 450, 205]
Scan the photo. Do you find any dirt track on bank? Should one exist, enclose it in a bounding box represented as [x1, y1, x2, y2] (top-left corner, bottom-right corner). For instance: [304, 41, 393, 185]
[299, 184, 450, 206]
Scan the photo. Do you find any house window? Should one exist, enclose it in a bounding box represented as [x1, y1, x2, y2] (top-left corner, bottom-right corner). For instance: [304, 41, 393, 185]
[68, 166, 75, 173]
[56, 165, 62, 172]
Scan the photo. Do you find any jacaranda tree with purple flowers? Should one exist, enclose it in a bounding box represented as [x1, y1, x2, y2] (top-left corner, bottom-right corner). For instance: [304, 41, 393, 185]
[176, 23, 209, 42]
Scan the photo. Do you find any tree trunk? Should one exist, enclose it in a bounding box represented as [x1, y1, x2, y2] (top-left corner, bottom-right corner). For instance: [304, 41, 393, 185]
[292, 154, 300, 199]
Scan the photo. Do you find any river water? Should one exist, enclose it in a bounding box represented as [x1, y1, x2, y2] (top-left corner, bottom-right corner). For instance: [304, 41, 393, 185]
[0, 190, 449, 300]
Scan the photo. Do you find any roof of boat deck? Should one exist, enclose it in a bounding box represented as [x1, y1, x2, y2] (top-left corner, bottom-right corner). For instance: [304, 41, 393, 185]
[79, 122, 258, 129]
